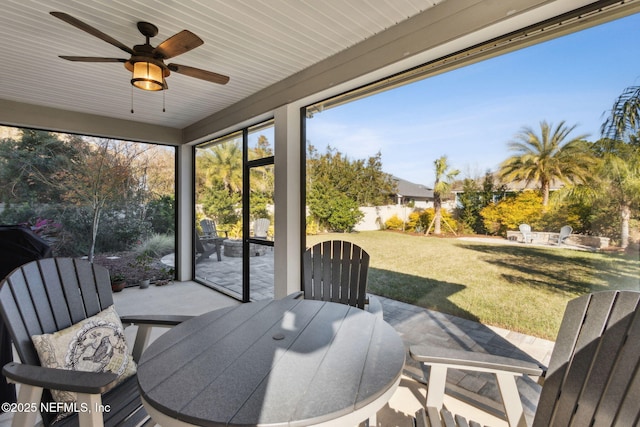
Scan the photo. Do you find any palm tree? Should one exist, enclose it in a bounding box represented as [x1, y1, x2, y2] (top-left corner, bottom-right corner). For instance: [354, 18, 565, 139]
[500, 121, 593, 207]
[432, 156, 459, 235]
[208, 141, 243, 193]
[599, 86, 640, 249]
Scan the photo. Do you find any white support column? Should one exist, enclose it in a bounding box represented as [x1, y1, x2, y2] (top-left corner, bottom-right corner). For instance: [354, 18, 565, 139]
[273, 104, 301, 299]
[176, 144, 194, 281]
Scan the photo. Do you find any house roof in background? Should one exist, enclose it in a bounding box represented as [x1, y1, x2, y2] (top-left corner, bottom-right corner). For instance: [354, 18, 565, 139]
[393, 176, 433, 199]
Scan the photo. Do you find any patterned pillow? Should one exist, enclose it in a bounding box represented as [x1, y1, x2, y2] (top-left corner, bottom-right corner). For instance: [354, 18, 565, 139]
[31, 305, 136, 403]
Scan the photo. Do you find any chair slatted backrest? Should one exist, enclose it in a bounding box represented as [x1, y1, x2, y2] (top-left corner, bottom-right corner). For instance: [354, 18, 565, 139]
[0, 258, 113, 368]
[533, 290, 640, 427]
[519, 223, 532, 239]
[558, 225, 573, 243]
[253, 218, 270, 238]
[200, 219, 221, 238]
[303, 240, 369, 310]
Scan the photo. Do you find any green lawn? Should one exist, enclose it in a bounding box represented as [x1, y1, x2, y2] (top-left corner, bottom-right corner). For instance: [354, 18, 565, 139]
[307, 231, 640, 340]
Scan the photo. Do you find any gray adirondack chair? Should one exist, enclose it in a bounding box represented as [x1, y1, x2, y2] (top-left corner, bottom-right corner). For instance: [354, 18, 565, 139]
[197, 219, 228, 262]
[200, 218, 227, 240]
[301, 240, 382, 316]
[0, 257, 191, 427]
[412, 290, 640, 427]
[195, 229, 222, 263]
[557, 225, 573, 245]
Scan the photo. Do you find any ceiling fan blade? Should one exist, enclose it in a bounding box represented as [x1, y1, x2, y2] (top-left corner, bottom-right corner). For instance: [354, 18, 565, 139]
[154, 30, 203, 59]
[50, 12, 134, 55]
[59, 56, 127, 63]
[168, 64, 229, 85]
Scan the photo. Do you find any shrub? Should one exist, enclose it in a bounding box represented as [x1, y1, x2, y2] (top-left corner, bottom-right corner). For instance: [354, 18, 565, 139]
[538, 202, 584, 233]
[480, 191, 543, 235]
[419, 208, 456, 233]
[326, 196, 364, 232]
[308, 189, 364, 233]
[96, 211, 152, 254]
[406, 211, 425, 232]
[146, 195, 175, 234]
[135, 233, 175, 258]
[0, 203, 153, 256]
[385, 214, 404, 230]
[306, 216, 320, 235]
[227, 221, 243, 239]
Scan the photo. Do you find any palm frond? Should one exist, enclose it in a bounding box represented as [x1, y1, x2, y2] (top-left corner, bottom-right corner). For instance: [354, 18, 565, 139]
[601, 85, 640, 141]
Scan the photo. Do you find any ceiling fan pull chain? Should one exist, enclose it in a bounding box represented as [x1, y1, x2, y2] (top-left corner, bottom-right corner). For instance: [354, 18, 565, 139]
[163, 90, 166, 112]
[131, 85, 134, 114]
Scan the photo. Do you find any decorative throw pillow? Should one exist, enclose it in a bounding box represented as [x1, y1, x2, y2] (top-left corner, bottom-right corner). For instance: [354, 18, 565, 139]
[31, 305, 136, 403]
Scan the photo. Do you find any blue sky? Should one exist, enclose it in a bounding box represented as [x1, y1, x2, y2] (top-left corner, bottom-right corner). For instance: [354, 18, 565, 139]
[306, 12, 640, 186]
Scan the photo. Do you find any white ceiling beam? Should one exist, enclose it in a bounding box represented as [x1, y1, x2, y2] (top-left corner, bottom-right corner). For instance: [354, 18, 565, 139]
[0, 99, 182, 144]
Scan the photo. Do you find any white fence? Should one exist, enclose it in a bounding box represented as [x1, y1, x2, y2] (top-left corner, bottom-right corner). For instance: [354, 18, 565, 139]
[353, 202, 455, 231]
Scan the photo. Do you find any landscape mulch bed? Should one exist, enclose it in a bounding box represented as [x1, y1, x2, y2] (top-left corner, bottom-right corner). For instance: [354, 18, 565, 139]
[93, 252, 171, 288]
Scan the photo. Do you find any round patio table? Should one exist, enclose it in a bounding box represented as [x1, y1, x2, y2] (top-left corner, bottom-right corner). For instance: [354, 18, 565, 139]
[137, 298, 405, 427]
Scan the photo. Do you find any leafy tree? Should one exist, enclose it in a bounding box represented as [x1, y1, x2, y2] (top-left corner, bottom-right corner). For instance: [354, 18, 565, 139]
[588, 140, 640, 248]
[201, 141, 243, 193]
[432, 156, 459, 235]
[307, 146, 395, 205]
[500, 121, 594, 207]
[65, 140, 148, 261]
[325, 195, 363, 232]
[201, 181, 241, 226]
[144, 147, 176, 198]
[0, 130, 87, 203]
[250, 135, 274, 160]
[196, 138, 274, 227]
[456, 178, 481, 234]
[601, 85, 640, 142]
[147, 195, 175, 234]
[306, 145, 394, 232]
[21, 138, 148, 261]
[597, 86, 640, 249]
[456, 172, 505, 234]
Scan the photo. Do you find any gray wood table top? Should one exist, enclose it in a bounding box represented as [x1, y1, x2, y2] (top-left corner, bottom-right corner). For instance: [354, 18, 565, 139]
[137, 298, 405, 427]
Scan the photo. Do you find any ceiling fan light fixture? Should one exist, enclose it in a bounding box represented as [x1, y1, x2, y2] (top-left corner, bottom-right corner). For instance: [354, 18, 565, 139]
[131, 60, 164, 91]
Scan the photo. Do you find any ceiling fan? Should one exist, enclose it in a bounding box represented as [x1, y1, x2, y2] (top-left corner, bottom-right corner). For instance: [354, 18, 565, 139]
[50, 11, 230, 92]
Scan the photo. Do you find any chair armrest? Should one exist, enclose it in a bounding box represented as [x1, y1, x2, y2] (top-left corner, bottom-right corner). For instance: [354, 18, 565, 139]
[122, 315, 193, 362]
[410, 344, 545, 377]
[120, 314, 194, 327]
[284, 291, 304, 300]
[3, 362, 117, 394]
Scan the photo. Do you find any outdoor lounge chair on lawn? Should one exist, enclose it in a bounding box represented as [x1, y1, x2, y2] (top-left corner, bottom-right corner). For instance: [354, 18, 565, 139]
[0, 257, 191, 427]
[519, 223, 534, 243]
[557, 225, 573, 245]
[411, 290, 640, 427]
